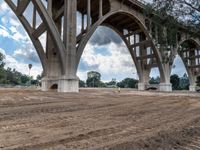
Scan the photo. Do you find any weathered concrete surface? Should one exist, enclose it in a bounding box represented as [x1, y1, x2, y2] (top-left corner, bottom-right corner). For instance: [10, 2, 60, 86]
[1, 88, 200, 149]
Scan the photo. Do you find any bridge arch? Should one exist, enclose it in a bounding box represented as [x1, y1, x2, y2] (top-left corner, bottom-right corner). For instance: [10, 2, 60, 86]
[5, 0, 66, 75]
[76, 10, 166, 83]
[5, 0, 48, 74]
[172, 39, 200, 89]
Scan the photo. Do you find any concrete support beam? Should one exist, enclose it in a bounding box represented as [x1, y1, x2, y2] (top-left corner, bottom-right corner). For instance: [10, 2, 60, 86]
[138, 83, 146, 91]
[32, 7, 37, 29]
[189, 85, 196, 92]
[53, 5, 64, 20]
[87, 0, 91, 31]
[81, 13, 84, 33]
[130, 40, 151, 49]
[159, 83, 172, 92]
[188, 74, 197, 92]
[137, 54, 155, 60]
[61, 0, 78, 92]
[47, 0, 52, 16]
[99, 0, 103, 19]
[32, 23, 46, 38]
[41, 77, 49, 92]
[124, 29, 142, 38]
[58, 77, 79, 92]
[138, 68, 150, 91]
[32, 0, 66, 74]
[17, 0, 30, 15]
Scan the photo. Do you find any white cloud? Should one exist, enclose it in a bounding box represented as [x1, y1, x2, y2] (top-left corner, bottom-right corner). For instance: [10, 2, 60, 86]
[12, 31, 27, 41]
[9, 17, 21, 27]
[0, 48, 42, 78]
[77, 71, 88, 81]
[0, 26, 10, 38]
[9, 26, 17, 33]
[79, 42, 137, 81]
[0, 1, 9, 11]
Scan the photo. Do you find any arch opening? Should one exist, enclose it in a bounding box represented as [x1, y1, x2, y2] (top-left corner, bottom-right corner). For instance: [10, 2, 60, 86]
[77, 26, 138, 88]
[50, 84, 58, 90]
[0, 1, 44, 80]
[76, 11, 164, 90]
[4, 0, 48, 74]
[170, 55, 189, 90]
[147, 67, 160, 90]
[173, 39, 200, 91]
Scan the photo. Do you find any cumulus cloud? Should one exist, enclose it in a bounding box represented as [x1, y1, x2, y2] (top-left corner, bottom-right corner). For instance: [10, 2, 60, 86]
[0, 1, 9, 12]
[14, 47, 40, 63]
[78, 42, 137, 81]
[0, 1, 43, 78]
[89, 26, 122, 46]
[0, 48, 42, 78]
[0, 26, 10, 38]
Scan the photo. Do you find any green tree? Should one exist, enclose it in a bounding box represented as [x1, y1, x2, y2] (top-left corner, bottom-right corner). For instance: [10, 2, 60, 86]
[86, 71, 102, 87]
[197, 76, 200, 87]
[117, 78, 138, 88]
[117, 81, 125, 88]
[0, 52, 5, 68]
[0, 52, 35, 86]
[149, 76, 160, 84]
[179, 73, 189, 90]
[0, 53, 5, 81]
[79, 80, 86, 87]
[170, 74, 180, 90]
[37, 74, 42, 81]
[86, 76, 100, 87]
[20, 75, 31, 84]
[31, 79, 39, 85]
[151, 0, 200, 37]
[106, 79, 117, 87]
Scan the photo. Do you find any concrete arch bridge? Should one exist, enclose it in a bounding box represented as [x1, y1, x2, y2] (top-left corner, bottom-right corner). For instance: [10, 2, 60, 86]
[4, 0, 200, 92]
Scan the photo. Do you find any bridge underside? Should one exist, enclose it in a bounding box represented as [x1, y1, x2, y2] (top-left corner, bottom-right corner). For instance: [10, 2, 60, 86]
[4, 0, 200, 92]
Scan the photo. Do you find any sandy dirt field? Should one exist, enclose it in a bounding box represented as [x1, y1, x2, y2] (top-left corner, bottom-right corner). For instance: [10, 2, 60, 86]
[0, 88, 200, 150]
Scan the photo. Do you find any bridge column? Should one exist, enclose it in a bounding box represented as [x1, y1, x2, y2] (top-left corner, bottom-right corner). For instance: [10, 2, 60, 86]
[81, 13, 85, 33]
[60, 0, 79, 92]
[137, 36, 150, 91]
[99, 0, 103, 19]
[41, 0, 79, 92]
[189, 74, 197, 92]
[159, 63, 172, 92]
[87, 0, 91, 31]
[138, 69, 150, 91]
[41, 0, 63, 91]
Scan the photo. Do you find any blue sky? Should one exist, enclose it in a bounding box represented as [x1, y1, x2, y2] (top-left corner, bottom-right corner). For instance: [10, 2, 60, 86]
[0, 0, 187, 81]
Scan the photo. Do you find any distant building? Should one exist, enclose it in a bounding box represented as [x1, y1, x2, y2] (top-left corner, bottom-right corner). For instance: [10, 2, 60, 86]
[87, 71, 101, 80]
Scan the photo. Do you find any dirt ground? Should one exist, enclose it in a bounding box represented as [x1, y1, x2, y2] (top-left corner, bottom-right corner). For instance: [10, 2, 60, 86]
[0, 88, 200, 150]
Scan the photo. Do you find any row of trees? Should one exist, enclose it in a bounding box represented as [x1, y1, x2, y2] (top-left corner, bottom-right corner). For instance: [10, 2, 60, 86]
[80, 71, 200, 90]
[0, 53, 40, 86]
[170, 74, 190, 90]
[80, 77, 139, 88]
[79, 73, 139, 88]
